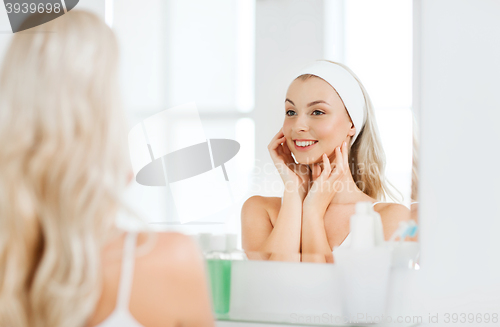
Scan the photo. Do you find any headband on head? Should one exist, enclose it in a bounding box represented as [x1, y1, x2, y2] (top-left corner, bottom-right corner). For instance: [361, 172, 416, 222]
[293, 60, 366, 146]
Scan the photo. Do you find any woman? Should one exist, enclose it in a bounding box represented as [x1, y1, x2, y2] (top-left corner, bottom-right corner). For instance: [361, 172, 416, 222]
[0, 11, 214, 327]
[241, 60, 412, 263]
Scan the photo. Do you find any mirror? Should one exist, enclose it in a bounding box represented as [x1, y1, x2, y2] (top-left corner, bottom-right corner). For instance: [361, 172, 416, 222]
[0, 1, 420, 326]
[111, 0, 418, 265]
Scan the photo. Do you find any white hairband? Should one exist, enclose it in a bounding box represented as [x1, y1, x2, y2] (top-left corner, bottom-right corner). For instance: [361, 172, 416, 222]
[293, 60, 367, 146]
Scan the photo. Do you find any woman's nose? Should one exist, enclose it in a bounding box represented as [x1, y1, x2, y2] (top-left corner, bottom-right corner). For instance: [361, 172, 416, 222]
[292, 114, 309, 132]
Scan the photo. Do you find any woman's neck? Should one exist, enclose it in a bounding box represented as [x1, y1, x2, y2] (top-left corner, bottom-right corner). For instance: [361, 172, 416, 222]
[329, 171, 370, 204]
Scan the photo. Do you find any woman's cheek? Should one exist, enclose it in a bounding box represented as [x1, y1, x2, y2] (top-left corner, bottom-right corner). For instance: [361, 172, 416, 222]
[282, 125, 293, 144]
[282, 122, 291, 136]
[314, 121, 336, 139]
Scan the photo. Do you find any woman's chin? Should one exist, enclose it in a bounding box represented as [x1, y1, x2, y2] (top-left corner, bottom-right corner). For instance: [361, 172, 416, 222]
[294, 155, 322, 165]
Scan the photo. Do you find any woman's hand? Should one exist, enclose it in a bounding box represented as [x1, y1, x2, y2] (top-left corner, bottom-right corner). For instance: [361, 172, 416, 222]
[303, 141, 349, 214]
[268, 128, 311, 200]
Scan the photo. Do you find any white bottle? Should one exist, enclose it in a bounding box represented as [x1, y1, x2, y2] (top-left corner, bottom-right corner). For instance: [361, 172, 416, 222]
[349, 202, 385, 248]
[197, 233, 213, 256]
[205, 234, 230, 260]
[225, 234, 248, 261]
[372, 207, 385, 247]
[333, 202, 393, 323]
[349, 202, 375, 249]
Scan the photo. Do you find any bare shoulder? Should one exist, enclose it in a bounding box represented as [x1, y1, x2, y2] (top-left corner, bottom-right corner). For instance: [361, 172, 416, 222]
[241, 195, 266, 211]
[376, 202, 410, 215]
[132, 231, 207, 301]
[267, 196, 282, 209]
[143, 231, 203, 269]
[92, 231, 210, 327]
[154, 231, 198, 256]
[241, 195, 281, 211]
[375, 203, 411, 241]
[241, 196, 281, 221]
[241, 196, 282, 252]
[134, 231, 213, 326]
[262, 196, 282, 213]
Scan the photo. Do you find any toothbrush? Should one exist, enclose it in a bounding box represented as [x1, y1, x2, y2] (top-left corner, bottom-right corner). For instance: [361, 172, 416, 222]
[388, 220, 418, 242]
[401, 221, 418, 242]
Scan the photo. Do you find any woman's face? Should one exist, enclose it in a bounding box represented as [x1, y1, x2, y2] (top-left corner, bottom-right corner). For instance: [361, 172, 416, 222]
[283, 76, 355, 165]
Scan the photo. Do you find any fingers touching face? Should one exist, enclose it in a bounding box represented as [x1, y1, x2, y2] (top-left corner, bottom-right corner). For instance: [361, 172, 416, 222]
[310, 141, 348, 181]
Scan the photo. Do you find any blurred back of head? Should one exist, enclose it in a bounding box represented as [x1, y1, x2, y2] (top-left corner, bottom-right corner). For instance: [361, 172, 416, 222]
[0, 10, 131, 327]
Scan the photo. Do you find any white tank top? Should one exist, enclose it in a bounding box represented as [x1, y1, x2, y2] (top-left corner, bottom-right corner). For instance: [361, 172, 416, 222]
[94, 232, 144, 327]
[333, 201, 386, 251]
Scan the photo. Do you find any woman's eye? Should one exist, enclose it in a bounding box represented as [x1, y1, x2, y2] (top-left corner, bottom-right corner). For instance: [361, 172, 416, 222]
[312, 110, 324, 115]
[286, 110, 296, 116]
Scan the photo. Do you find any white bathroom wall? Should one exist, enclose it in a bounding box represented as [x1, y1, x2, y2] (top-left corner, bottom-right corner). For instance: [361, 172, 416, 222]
[112, 0, 165, 115]
[415, 0, 500, 318]
[253, 0, 325, 194]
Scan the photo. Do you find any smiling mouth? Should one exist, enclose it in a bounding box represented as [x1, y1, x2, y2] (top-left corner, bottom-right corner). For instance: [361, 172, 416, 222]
[294, 140, 318, 150]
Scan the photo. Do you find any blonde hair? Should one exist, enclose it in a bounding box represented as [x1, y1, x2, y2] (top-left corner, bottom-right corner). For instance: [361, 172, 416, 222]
[0, 10, 151, 327]
[297, 61, 403, 202]
[411, 113, 419, 202]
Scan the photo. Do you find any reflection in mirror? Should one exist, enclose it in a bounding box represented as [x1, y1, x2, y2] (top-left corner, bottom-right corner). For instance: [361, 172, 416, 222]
[238, 1, 418, 265]
[111, 0, 418, 268]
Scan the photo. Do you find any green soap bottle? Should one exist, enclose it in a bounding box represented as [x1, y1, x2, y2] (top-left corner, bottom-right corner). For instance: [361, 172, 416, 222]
[205, 234, 232, 315]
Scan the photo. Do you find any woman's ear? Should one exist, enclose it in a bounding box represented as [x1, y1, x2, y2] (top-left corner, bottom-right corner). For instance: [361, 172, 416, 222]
[347, 122, 356, 137]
